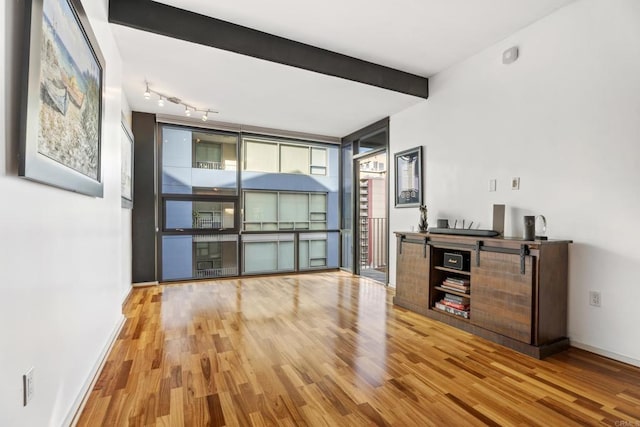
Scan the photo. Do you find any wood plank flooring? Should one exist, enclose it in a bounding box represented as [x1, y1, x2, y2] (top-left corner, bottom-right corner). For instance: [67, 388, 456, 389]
[77, 272, 640, 426]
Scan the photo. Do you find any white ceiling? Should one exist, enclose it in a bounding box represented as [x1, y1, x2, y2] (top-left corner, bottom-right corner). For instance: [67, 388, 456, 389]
[113, 0, 575, 137]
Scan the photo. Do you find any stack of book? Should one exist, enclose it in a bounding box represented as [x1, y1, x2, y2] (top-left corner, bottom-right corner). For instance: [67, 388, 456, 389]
[435, 292, 470, 319]
[441, 277, 470, 294]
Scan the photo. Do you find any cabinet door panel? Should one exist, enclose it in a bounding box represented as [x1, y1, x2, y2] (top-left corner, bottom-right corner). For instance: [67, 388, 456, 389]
[471, 251, 533, 343]
[396, 241, 429, 308]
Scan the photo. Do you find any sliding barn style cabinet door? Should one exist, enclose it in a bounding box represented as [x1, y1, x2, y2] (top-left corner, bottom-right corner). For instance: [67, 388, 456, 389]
[471, 251, 534, 343]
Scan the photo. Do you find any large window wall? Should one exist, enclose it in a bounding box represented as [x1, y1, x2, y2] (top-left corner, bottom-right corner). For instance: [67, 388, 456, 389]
[159, 124, 339, 281]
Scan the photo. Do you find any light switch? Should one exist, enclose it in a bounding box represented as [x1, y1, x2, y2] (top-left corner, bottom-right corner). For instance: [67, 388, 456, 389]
[489, 179, 497, 192]
[511, 177, 520, 190]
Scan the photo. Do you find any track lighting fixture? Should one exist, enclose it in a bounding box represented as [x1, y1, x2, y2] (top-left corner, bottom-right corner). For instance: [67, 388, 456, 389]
[142, 81, 218, 118]
[143, 83, 151, 100]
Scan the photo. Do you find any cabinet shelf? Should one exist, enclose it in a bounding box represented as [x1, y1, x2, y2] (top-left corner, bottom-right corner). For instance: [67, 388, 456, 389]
[434, 286, 471, 298]
[434, 266, 471, 276]
[431, 306, 470, 322]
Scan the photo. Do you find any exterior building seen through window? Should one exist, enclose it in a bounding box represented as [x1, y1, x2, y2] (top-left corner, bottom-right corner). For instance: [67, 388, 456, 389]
[160, 124, 338, 281]
[243, 138, 327, 175]
[243, 191, 327, 231]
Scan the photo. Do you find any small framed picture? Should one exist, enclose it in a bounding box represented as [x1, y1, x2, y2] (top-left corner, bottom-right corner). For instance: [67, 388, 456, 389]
[394, 146, 423, 208]
[121, 118, 134, 208]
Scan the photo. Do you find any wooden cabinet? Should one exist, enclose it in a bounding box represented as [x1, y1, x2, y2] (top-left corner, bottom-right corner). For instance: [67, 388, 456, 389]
[393, 234, 430, 315]
[471, 251, 533, 343]
[393, 231, 571, 359]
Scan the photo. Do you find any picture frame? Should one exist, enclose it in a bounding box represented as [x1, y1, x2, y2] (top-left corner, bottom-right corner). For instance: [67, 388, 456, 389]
[121, 117, 134, 208]
[19, 0, 105, 197]
[394, 146, 423, 208]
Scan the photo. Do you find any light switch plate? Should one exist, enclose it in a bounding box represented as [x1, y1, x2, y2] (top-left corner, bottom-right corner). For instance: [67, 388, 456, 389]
[511, 177, 520, 190]
[489, 179, 497, 192]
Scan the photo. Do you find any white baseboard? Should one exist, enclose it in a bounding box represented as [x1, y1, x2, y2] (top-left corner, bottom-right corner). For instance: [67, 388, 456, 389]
[571, 341, 640, 368]
[64, 315, 126, 427]
[122, 286, 132, 305]
[132, 281, 158, 288]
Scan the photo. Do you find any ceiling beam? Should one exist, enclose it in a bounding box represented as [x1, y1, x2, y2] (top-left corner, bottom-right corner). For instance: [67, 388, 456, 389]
[108, 0, 429, 99]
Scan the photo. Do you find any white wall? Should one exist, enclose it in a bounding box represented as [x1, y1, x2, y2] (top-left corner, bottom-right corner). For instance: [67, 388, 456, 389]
[389, 0, 640, 365]
[0, 1, 131, 425]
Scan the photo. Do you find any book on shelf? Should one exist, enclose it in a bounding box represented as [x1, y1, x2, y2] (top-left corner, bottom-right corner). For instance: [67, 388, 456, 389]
[444, 277, 470, 286]
[441, 283, 470, 293]
[441, 287, 470, 295]
[444, 293, 469, 304]
[441, 300, 470, 311]
[435, 301, 470, 319]
[442, 281, 470, 290]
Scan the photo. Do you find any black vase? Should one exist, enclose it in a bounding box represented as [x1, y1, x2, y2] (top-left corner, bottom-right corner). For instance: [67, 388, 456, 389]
[523, 216, 535, 240]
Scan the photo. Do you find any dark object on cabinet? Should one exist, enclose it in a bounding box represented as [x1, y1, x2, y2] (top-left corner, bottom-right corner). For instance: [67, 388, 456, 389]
[428, 228, 500, 237]
[393, 231, 572, 359]
[443, 251, 470, 271]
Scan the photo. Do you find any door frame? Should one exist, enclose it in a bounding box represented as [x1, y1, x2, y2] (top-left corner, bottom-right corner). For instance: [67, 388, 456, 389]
[353, 147, 388, 282]
[339, 117, 390, 283]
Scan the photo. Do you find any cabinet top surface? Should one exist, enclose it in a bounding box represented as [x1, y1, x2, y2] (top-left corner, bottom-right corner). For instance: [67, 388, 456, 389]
[395, 231, 572, 246]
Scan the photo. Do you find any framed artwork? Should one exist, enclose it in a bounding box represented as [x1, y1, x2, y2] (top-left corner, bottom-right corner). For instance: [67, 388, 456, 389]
[394, 146, 423, 207]
[121, 118, 134, 208]
[19, 0, 105, 197]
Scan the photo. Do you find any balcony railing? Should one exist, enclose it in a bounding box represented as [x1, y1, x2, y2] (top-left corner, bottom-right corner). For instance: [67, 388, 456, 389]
[195, 161, 224, 170]
[359, 217, 387, 269]
[195, 266, 238, 278]
[194, 160, 238, 170]
[193, 217, 222, 229]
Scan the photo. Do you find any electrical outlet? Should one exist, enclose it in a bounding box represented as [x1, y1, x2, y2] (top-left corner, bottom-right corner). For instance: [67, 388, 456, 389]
[23, 368, 34, 406]
[511, 177, 520, 190]
[589, 291, 601, 307]
[489, 179, 497, 192]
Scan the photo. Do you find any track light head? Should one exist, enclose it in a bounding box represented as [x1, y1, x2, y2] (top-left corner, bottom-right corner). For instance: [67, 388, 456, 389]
[144, 83, 151, 100]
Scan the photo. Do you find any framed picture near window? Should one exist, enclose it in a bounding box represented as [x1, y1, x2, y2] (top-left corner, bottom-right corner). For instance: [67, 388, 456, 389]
[19, 0, 105, 197]
[121, 119, 134, 208]
[394, 146, 423, 208]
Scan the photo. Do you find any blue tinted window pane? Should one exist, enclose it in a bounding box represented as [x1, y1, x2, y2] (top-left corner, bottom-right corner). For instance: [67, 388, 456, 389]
[161, 126, 238, 195]
[299, 232, 339, 270]
[165, 200, 235, 230]
[162, 234, 238, 281]
[242, 234, 295, 274]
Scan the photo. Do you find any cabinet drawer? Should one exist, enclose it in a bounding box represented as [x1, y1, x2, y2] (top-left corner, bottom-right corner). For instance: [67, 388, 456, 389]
[471, 251, 534, 343]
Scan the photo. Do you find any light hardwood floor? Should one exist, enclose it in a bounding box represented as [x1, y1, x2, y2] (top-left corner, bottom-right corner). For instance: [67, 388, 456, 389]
[77, 272, 640, 426]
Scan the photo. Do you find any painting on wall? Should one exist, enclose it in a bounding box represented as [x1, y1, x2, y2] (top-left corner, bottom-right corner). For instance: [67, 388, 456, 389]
[19, 0, 105, 197]
[394, 146, 423, 208]
[121, 119, 134, 208]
